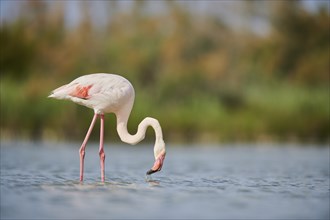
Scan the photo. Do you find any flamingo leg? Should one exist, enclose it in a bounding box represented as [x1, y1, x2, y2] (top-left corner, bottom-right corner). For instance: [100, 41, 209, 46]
[79, 113, 98, 182]
[99, 114, 105, 182]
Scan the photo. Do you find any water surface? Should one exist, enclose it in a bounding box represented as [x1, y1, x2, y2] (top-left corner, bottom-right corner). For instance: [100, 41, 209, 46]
[1, 142, 329, 219]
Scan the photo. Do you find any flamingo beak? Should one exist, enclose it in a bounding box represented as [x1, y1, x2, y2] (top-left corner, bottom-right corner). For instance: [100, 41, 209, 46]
[146, 152, 166, 175]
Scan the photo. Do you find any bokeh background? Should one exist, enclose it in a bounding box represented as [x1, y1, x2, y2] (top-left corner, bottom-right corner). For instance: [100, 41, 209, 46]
[0, 0, 329, 144]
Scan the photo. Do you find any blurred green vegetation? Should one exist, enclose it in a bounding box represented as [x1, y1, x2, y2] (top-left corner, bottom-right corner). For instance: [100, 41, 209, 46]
[0, 1, 329, 143]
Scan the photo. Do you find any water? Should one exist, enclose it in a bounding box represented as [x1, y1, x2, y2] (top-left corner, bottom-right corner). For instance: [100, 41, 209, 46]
[1, 142, 329, 219]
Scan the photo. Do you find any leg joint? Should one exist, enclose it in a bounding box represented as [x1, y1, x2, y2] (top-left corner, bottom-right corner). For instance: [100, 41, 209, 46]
[79, 148, 85, 158]
[99, 149, 105, 160]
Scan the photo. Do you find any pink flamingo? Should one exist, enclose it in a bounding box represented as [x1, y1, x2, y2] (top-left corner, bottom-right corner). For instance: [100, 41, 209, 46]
[48, 73, 166, 182]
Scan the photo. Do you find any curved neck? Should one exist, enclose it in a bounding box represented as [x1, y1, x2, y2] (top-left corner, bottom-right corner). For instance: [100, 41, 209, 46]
[116, 108, 164, 146]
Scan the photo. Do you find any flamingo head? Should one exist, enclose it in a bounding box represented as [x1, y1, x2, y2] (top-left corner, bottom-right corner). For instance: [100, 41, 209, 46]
[146, 151, 166, 175]
[146, 140, 166, 175]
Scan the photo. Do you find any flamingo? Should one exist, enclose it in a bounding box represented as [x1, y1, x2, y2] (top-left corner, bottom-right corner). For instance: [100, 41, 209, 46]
[48, 73, 166, 182]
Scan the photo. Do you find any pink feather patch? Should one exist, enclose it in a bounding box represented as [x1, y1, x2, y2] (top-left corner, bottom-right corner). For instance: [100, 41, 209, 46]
[70, 84, 93, 99]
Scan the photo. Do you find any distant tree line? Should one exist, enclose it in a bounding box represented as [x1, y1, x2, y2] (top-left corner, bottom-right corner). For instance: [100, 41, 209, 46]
[0, 1, 329, 143]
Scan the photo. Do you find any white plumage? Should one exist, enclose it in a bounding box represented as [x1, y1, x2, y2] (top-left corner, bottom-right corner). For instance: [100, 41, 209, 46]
[49, 73, 166, 182]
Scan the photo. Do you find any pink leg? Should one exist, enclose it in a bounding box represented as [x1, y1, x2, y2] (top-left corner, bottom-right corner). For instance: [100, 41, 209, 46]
[79, 113, 98, 182]
[99, 114, 106, 182]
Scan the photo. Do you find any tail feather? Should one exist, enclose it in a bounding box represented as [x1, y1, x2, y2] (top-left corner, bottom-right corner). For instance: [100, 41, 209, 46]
[48, 84, 70, 99]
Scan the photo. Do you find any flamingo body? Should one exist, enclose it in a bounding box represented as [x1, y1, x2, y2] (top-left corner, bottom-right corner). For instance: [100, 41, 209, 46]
[49, 73, 166, 182]
[51, 73, 134, 114]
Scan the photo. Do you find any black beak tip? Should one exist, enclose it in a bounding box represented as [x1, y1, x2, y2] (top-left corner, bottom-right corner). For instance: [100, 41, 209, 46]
[146, 169, 157, 175]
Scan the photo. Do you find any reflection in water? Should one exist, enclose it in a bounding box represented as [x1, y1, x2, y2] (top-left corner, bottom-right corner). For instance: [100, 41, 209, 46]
[1, 143, 329, 219]
[145, 175, 161, 186]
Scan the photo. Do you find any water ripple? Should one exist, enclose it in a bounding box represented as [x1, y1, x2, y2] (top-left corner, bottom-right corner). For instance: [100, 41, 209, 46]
[1, 144, 329, 219]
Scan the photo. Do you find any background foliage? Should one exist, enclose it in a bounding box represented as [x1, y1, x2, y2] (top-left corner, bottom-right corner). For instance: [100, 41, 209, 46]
[0, 1, 329, 143]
